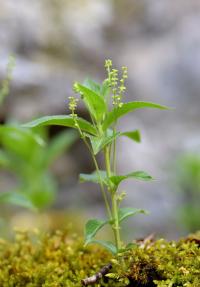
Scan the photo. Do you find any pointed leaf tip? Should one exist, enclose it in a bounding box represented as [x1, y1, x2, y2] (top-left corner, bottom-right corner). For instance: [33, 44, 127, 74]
[110, 171, 153, 188]
[121, 130, 141, 143]
[103, 101, 170, 130]
[22, 115, 97, 135]
[118, 207, 148, 223]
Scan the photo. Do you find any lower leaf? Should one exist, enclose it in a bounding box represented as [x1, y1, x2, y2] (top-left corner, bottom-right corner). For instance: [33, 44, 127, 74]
[0, 192, 36, 210]
[84, 219, 108, 245]
[118, 207, 148, 223]
[86, 239, 117, 255]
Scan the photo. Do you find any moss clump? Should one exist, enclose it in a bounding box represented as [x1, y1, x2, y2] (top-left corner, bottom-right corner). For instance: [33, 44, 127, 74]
[109, 234, 200, 287]
[0, 229, 111, 287]
[0, 230, 199, 287]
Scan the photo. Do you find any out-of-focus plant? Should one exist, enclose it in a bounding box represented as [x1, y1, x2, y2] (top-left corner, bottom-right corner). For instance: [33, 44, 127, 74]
[0, 55, 15, 105]
[0, 125, 78, 210]
[0, 56, 78, 211]
[175, 153, 200, 232]
[23, 59, 169, 255]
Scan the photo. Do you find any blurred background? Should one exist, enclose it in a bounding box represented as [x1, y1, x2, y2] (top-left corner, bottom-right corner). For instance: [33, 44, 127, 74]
[0, 0, 200, 240]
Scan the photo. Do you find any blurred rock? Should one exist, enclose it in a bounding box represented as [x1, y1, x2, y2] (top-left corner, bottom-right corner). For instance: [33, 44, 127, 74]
[0, 0, 200, 238]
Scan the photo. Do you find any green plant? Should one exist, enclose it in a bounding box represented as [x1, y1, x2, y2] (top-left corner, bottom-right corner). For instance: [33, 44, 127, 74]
[0, 55, 15, 105]
[0, 125, 78, 210]
[0, 56, 78, 211]
[23, 59, 168, 255]
[175, 153, 200, 232]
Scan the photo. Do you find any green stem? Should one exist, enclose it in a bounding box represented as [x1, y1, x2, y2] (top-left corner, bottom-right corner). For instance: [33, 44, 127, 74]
[73, 118, 112, 220]
[104, 146, 121, 252]
[111, 106, 117, 174]
[112, 126, 117, 174]
[111, 192, 121, 252]
[84, 139, 112, 221]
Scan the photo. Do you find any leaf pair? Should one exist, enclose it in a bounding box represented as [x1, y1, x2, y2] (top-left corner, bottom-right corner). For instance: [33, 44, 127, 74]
[22, 100, 169, 134]
[88, 129, 140, 155]
[84, 207, 147, 254]
[80, 170, 153, 189]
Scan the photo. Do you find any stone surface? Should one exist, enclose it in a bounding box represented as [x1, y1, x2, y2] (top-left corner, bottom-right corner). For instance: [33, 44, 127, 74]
[0, 0, 200, 238]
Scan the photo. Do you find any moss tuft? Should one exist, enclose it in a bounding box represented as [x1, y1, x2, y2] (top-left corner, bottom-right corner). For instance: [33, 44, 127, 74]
[0, 230, 199, 286]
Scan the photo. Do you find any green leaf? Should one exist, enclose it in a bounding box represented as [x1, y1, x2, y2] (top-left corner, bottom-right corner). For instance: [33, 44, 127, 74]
[102, 101, 169, 130]
[89, 129, 140, 155]
[0, 125, 44, 146]
[79, 170, 108, 185]
[43, 130, 78, 167]
[121, 130, 141, 143]
[74, 83, 107, 122]
[84, 219, 108, 245]
[23, 173, 57, 209]
[0, 192, 36, 210]
[0, 150, 10, 167]
[118, 207, 147, 223]
[83, 78, 101, 95]
[110, 171, 153, 187]
[86, 239, 117, 255]
[101, 80, 110, 98]
[22, 115, 97, 135]
[89, 131, 120, 155]
[0, 125, 44, 161]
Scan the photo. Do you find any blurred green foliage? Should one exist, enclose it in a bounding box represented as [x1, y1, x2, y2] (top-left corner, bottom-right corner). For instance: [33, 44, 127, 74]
[0, 125, 78, 210]
[0, 56, 78, 211]
[0, 55, 15, 105]
[176, 153, 200, 232]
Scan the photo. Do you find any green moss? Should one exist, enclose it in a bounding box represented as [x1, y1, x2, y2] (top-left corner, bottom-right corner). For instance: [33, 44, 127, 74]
[0, 230, 199, 286]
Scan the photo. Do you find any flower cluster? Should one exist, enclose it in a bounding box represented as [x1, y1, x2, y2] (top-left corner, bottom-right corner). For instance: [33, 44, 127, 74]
[68, 96, 78, 118]
[104, 59, 128, 108]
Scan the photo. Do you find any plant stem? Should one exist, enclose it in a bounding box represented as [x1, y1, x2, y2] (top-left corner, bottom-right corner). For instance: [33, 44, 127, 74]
[111, 192, 121, 252]
[105, 146, 121, 252]
[73, 119, 112, 220]
[84, 138, 112, 221]
[112, 126, 117, 174]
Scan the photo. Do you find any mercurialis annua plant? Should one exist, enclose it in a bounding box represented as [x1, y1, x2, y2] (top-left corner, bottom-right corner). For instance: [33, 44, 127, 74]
[23, 60, 169, 255]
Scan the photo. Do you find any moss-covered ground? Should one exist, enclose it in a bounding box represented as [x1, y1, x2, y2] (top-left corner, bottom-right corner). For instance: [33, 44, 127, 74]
[0, 230, 199, 287]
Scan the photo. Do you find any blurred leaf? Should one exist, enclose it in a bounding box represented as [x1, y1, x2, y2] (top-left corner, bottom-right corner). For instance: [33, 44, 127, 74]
[22, 115, 97, 135]
[0, 150, 10, 167]
[43, 129, 78, 167]
[26, 173, 56, 209]
[0, 55, 15, 105]
[0, 192, 36, 210]
[0, 125, 43, 161]
[103, 101, 169, 130]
